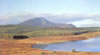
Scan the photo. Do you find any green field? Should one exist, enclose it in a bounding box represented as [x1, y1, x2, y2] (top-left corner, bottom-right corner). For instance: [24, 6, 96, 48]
[0, 25, 100, 39]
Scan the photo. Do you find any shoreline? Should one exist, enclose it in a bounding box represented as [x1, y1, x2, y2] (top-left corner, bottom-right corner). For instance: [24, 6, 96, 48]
[1, 32, 100, 55]
[29, 32, 100, 44]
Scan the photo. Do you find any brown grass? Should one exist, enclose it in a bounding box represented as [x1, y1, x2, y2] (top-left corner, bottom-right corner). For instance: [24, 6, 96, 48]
[1, 32, 100, 55]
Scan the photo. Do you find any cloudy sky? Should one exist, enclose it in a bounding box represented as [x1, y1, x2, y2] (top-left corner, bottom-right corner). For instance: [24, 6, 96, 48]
[0, 0, 100, 27]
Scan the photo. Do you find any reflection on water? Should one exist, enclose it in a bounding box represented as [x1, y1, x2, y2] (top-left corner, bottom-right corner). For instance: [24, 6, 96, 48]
[32, 36, 100, 52]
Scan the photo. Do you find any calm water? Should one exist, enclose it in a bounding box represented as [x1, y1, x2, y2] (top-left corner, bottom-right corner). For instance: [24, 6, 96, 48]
[32, 36, 100, 52]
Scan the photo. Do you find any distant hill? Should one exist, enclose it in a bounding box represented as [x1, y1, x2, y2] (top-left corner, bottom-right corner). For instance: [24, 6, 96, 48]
[19, 17, 76, 28]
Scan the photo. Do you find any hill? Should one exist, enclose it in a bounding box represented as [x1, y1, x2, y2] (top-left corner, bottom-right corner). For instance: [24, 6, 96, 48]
[0, 17, 100, 39]
[19, 17, 76, 28]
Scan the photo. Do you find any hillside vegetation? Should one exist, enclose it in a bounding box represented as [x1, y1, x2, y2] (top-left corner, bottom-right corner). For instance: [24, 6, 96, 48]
[0, 25, 100, 39]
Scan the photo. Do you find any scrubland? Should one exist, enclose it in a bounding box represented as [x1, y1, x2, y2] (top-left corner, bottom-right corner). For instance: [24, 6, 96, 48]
[1, 26, 100, 55]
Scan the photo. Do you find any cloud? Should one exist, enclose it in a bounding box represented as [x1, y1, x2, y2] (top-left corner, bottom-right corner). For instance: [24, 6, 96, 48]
[0, 13, 100, 27]
[0, 13, 36, 25]
[71, 15, 100, 27]
[71, 19, 100, 27]
[42, 14, 100, 27]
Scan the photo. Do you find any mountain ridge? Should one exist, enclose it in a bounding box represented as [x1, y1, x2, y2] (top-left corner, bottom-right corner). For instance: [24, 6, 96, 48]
[19, 17, 76, 28]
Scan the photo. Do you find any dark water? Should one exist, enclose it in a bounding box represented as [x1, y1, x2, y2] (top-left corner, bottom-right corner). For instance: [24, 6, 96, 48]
[32, 36, 100, 52]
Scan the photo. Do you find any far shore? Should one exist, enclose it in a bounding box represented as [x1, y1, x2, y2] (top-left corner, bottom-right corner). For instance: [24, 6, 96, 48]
[18, 32, 100, 44]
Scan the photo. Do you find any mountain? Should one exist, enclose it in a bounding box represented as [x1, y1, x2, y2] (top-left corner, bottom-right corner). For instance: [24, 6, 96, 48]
[19, 17, 76, 28]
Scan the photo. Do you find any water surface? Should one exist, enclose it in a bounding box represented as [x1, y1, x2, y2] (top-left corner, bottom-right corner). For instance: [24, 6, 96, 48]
[32, 36, 100, 52]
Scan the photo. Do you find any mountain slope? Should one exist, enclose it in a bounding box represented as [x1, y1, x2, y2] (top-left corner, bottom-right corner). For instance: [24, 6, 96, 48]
[19, 17, 76, 28]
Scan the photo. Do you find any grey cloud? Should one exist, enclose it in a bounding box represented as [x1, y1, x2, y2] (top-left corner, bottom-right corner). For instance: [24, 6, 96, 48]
[80, 23, 100, 27]
[0, 13, 100, 27]
[41, 14, 89, 23]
